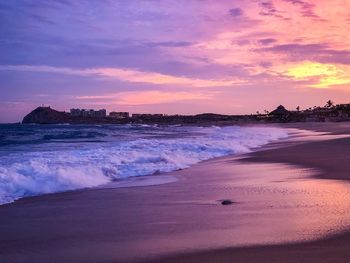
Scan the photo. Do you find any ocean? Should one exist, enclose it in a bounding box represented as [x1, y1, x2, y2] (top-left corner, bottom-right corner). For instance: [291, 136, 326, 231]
[0, 124, 288, 205]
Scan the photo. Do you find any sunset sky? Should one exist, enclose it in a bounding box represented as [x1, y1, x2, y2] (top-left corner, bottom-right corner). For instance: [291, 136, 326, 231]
[1, 0, 350, 122]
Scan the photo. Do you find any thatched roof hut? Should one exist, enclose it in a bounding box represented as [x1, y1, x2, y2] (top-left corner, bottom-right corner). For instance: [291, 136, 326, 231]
[269, 105, 290, 116]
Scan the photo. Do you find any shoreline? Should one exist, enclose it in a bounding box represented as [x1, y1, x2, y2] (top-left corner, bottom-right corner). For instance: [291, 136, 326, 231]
[0, 125, 287, 208]
[1, 123, 350, 262]
[0, 124, 340, 207]
[144, 123, 350, 263]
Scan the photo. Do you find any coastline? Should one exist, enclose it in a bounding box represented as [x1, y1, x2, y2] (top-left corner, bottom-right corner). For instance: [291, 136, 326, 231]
[1, 123, 350, 262]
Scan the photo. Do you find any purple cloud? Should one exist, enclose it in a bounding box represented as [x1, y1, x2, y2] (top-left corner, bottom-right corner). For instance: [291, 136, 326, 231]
[283, 0, 323, 20]
[258, 43, 350, 64]
[229, 8, 244, 17]
[259, 1, 286, 19]
[258, 38, 277, 45]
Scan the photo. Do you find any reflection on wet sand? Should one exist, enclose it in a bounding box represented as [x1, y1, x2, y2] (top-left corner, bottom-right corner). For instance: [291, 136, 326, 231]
[217, 161, 350, 245]
[106, 158, 350, 260]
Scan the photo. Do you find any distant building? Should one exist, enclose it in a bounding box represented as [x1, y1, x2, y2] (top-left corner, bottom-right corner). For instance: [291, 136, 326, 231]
[70, 108, 81, 116]
[152, 114, 164, 118]
[268, 105, 290, 116]
[109, 112, 129, 119]
[93, 109, 106, 118]
[70, 108, 106, 118]
[132, 113, 164, 118]
[336, 104, 350, 118]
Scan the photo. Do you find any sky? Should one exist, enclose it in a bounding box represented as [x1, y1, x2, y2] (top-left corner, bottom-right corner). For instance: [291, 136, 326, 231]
[1, 0, 350, 122]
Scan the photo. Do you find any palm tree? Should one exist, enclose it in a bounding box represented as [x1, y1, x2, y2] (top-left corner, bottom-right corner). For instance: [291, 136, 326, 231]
[325, 100, 334, 108]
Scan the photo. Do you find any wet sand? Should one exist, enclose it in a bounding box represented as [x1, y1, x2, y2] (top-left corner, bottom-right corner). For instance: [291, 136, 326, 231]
[1, 123, 350, 262]
[147, 123, 350, 263]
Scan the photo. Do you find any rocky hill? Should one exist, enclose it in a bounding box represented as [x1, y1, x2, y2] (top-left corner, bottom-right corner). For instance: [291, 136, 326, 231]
[22, 107, 70, 124]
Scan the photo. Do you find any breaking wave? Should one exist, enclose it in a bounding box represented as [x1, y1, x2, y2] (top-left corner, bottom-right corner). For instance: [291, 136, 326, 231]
[0, 125, 288, 204]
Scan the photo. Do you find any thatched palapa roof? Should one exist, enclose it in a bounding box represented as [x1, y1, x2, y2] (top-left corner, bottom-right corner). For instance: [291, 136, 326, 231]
[269, 105, 290, 116]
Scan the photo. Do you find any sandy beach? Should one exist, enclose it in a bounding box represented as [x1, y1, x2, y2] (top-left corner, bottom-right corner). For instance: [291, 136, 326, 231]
[1, 123, 350, 263]
[3, 0, 350, 262]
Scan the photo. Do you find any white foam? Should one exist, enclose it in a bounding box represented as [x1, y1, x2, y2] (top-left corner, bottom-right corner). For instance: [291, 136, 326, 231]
[0, 125, 288, 204]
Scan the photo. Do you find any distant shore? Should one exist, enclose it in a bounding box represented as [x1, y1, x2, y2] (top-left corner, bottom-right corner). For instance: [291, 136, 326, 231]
[20, 104, 350, 125]
[1, 123, 350, 262]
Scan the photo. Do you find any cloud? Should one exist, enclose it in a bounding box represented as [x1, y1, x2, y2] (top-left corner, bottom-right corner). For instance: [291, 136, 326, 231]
[0, 65, 244, 87]
[258, 38, 277, 46]
[259, 1, 286, 19]
[259, 43, 327, 53]
[229, 8, 243, 17]
[77, 90, 213, 105]
[28, 14, 55, 25]
[145, 41, 194, 48]
[258, 43, 350, 65]
[282, 0, 321, 19]
[276, 61, 350, 88]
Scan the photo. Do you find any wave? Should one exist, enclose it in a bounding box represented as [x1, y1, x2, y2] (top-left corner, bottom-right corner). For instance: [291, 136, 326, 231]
[0, 125, 288, 204]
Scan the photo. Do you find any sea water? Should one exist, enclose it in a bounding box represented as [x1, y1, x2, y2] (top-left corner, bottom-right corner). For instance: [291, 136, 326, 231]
[0, 124, 288, 204]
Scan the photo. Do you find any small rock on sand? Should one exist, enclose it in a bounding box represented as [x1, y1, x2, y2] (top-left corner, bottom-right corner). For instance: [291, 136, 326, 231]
[221, 200, 234, 205]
